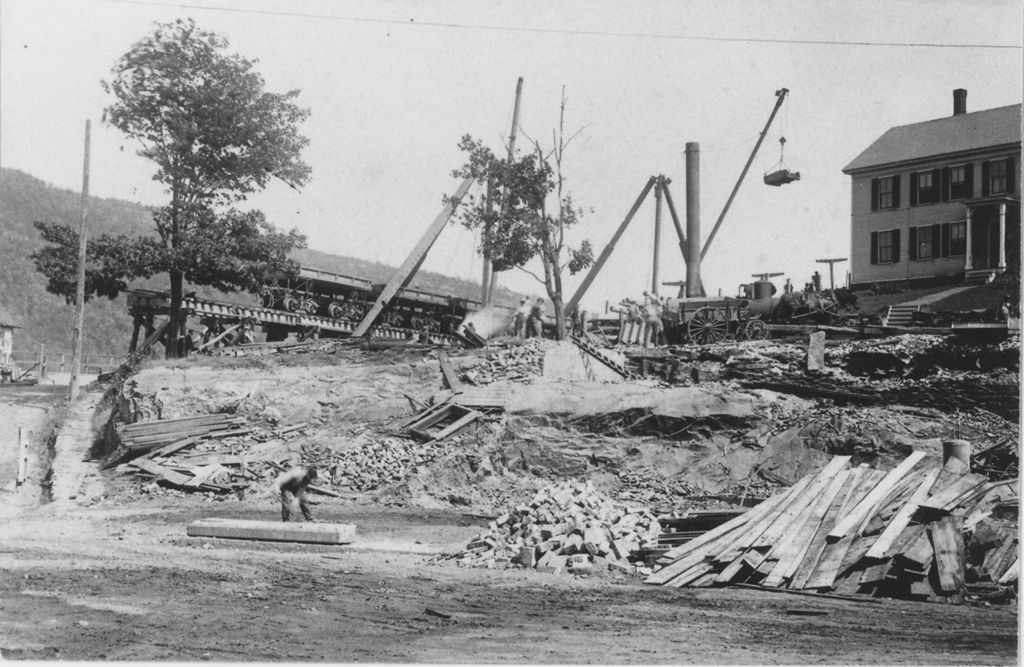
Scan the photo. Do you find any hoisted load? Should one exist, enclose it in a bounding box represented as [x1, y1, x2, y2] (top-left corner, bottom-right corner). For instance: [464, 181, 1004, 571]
[763, 136, 800, 186]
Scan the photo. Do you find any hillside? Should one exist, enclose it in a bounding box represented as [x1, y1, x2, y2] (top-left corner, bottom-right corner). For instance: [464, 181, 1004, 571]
[0, 168, 516, 357]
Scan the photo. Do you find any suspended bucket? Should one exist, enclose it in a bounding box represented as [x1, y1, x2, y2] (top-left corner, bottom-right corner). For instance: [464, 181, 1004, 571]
[764, 168, 801, 186]
[763, 136, 800, 186]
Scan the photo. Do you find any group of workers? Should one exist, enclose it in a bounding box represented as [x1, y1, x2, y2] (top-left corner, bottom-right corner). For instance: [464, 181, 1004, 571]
[611, 291, 665, 347]
[513, 297, 548, 339]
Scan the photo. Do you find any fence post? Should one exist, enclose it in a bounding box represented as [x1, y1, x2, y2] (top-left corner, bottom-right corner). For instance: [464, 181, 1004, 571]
[16, 427, 27, 487]
[39, 344, 46, 378]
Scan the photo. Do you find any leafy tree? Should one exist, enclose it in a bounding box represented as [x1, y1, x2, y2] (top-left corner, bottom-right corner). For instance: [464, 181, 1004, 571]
[30, 18, 312, 356]
[449, 90, 593, 339]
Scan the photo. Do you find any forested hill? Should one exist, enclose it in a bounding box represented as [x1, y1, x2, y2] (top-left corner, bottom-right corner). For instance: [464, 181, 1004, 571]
[0, 167, 517, 357]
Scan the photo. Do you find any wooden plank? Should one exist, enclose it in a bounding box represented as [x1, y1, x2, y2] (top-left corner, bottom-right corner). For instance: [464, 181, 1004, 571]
[997, 558, 1019, 585]
[828, 451, 926, 540]
[867, 467, 941, 559]
[901, 528, 935, 569]
[186, 518, 356, 544]
[764, 467, 852, 587]
[755, 457, 851, 551]
[437, 350, 463, 393]
[709, 477, 814, 565]
[404, 403, 455, 431]
[121, 414, 238, 434]
[144, 436, 202, 461]
[803, 470, 886, 590]
[648, 492, 790, 585]
[858, 558, 892, 585]
[919, 473, 989, 513]
[790, 467, 866, 590]
[429, 409, 481, 441]
[930, 515, 965, 593]
[726, 582, 883, 604]
[182, 464, 223, 489]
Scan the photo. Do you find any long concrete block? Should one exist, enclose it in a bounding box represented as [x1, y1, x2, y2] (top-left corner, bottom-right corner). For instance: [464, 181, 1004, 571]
[187, 518, 356, 544]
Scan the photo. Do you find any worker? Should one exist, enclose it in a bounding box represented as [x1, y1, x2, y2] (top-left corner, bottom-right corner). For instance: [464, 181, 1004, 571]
[527, 298, 546, 338]
[514, 297, 530, 339]
[642, 292, 664, 347]
[273, 466, 318, 522]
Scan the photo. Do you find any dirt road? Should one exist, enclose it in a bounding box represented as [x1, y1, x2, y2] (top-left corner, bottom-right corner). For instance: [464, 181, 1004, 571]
[0, 496, 1016, 664]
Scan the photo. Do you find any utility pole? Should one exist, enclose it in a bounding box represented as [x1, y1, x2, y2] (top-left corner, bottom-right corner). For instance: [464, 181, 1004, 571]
[69, 119, 90, 401]
[652, 176, 663, 294]
[485, 76, 524, 306]
[815, 257, 848, 291]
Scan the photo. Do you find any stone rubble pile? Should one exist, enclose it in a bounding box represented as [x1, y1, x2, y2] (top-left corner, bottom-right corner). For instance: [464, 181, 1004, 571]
[304, 437, 460, 491]
[448, 479, 661, 575]
[463, 339, 547, 385]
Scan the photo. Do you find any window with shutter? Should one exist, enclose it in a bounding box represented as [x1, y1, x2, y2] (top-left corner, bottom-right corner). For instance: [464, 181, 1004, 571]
[870, 231, 879, 264]
[877, 230, 896, 263]
[909, 227, 918, 260]
[948, 164, 970, 200]
[949, 222, 966, 256]
[892, 229, 901, 261]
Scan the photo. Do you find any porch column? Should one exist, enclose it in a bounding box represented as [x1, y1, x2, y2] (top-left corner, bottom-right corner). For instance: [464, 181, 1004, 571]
[964, 207, 973, 270]
[998, 202, 1007, 269]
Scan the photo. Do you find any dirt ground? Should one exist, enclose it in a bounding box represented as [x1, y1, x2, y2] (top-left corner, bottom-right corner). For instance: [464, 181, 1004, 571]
[0, 350, 1018, 664]
[1, 496, 1018, 664]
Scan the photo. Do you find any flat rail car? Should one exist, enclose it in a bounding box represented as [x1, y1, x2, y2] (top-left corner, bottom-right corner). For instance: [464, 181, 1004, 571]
[262, 266, 514, 334]
[126, 289, 468, 349]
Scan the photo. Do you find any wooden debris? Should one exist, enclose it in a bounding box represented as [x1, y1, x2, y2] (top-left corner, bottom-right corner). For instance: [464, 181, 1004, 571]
[647, 451, 1016, 603]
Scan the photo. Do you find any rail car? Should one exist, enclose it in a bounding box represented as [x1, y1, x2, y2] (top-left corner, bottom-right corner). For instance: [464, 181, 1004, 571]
[262, 266, 513, 335]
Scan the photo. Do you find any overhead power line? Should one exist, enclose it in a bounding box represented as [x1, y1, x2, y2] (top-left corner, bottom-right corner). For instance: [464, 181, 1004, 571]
[99, 0, 1023, 50]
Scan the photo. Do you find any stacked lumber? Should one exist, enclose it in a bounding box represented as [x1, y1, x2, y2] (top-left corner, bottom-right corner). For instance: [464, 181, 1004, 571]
[647, 451, 1019, 602]
[445, 480, 660, 576]
[462, 339, 546, 385]
[105, 414, 250, 468]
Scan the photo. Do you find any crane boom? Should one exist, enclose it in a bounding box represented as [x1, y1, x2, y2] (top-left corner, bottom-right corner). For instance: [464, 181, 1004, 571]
[700, 88, 789, 261]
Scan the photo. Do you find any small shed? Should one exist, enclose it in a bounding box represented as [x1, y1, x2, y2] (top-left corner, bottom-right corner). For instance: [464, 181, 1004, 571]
[0, 305, 19, 367]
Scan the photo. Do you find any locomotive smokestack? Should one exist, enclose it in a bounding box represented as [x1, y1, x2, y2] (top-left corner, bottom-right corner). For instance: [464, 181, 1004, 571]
[685, 142, 702, 297]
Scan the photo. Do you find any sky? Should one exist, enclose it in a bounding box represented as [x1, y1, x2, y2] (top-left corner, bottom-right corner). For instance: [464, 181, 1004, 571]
[2, 0, 1022, 313]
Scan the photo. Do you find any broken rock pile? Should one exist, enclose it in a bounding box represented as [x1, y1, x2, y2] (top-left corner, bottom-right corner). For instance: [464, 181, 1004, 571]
[306, 437, 461, 492]
[463, 339, 547, 385]
[447, 480, 660, 575]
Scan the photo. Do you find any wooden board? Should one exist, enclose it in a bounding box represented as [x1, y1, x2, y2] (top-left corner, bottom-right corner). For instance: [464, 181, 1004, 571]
[763, 467, 851, 588]
[828, 451, 925, 540]
[867, 468, 940, 559]
[789, 468, 866, 590]
[919, 473, 989, 513]
[437, 350, 463, 393]
[186, 518, 356, 544]
[930, 515, 965, 593]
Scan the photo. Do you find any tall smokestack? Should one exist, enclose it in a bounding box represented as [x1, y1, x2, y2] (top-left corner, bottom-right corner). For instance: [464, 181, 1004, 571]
[685, 142, 702, 298]
[953, 88, 967, 116]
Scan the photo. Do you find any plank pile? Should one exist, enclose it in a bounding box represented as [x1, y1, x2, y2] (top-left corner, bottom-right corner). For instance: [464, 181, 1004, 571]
[646, 450, 1019, 602]
[118, 422, 311, 494]
[462, 339, 546, 385]
[105, 414, 251, 468]
[445, 480, 661, 575]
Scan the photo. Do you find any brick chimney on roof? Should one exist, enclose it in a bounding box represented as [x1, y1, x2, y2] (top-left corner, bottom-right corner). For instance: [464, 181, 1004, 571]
[953, 88, 967, 116]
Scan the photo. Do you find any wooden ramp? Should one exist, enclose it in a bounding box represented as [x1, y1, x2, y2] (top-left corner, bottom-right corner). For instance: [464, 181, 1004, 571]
[187, 518, 356, 544]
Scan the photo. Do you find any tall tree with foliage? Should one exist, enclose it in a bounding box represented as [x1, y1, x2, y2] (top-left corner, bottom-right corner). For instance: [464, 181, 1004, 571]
[450, 91, 593, 339]
[31, 19, 311, 356]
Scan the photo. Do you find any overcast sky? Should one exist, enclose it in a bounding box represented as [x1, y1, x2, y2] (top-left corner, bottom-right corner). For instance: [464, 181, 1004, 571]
[2, 0, 1021, 311]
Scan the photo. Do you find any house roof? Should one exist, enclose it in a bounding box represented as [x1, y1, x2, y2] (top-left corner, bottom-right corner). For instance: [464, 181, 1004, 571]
[0, 305, 19, 328]
[843, 104, 1022, 173]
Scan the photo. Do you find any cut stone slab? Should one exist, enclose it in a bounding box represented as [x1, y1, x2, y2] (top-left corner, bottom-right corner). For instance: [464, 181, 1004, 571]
[187, 518, 356, 544]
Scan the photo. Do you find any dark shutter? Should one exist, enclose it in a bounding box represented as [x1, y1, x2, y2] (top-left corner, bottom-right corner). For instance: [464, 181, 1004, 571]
[871, 179, 879, 211]
[941, 167, 950, 201]
[909, 227, 918, 260]
[965, 163, 974, 198]
[931, 224, 941, 256]
[892, 229, 901, 262]
[941, 223, 951, 257]
[892, 175, 901, 208]
[870, 231, 879, 264]
[982, 161, 990, 196]
[909, 172, 918, 206]
[1007, 157, 1016, 194]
